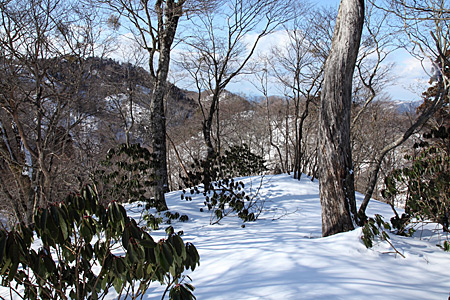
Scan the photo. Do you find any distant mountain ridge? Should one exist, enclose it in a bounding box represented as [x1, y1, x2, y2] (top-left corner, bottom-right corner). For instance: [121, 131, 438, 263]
[387, 99, 422, 114]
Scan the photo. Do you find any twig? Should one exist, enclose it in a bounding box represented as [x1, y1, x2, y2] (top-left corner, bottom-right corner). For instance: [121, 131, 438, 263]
[384, 238, 406, 258]
[272, 208, 300, 221]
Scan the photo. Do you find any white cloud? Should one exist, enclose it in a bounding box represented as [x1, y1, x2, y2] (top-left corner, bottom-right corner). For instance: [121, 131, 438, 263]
[385, 49, 430, 101]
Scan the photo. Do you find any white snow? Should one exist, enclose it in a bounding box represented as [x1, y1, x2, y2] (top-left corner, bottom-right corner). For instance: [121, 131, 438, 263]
[130, 174, 450, 299]
[2, 174, 450, 299]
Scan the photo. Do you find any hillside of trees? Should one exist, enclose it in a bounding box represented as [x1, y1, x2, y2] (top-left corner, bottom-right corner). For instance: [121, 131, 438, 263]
[0, 53, 425, 226]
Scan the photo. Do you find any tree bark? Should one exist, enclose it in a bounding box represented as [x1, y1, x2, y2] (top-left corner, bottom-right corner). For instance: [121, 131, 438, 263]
[150, 0, 185, 211]
[318, 0, 364, 237]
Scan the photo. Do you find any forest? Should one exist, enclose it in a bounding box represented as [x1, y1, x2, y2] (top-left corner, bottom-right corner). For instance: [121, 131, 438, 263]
[0, 0, 449, 299]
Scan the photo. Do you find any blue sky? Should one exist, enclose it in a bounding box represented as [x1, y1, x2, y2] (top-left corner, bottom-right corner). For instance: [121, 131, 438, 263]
[316, 0, 428, 102]
[112, 0, 429, 102]
[223, 0, 429, 102]
[320, 0, 340, 7]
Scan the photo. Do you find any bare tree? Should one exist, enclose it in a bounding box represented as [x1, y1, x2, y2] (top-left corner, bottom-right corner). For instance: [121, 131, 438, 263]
[352, 2, 399, 127]
[177, 0, 295, 185]
[346, 1, 400, 203]
[318, 0, 364, 237]
[0, 0, 108, 225]
[251, 67, 288, 173]
[102, 0, 214, 210]
[357, 0, 450, 221]
[267, 7, 333, 180]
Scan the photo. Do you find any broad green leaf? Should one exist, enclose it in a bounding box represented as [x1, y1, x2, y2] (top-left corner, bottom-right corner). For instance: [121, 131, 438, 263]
[59, 217, 69, 241]
[0, 235, 6, 263]
[172, 235, 185, 259]
[9, 240, 19, 264]
[122, 228, 130, 250]
[139, 238, 156, 249]
[0, 258, 11, 275]
[40, 209, 48, 233]
[113, 277, 122, 294]
[162, 243, 174, 266]
[8, 261, 18, 282]
[165, 226, 175, 235]
[158, 245, 169, 272]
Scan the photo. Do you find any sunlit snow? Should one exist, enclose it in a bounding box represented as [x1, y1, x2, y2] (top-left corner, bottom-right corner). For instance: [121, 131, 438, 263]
[128, 174, 450, 299]
[2, 174, 449, 299]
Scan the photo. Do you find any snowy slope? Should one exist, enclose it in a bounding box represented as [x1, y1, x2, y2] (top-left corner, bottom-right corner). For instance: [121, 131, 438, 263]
[126, 174, 450, 300]
[2, 174, 449, 299]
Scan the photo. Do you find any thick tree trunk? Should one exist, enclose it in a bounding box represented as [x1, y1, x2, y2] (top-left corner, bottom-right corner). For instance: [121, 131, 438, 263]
[151, 73, 169, 211]
[150, 0, 184, 211]
[318, 0, 364, 237]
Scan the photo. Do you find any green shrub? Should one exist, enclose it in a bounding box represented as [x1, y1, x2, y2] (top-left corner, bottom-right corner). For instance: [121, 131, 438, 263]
[182, 145, 267, 225]
[360, 214, 405, 258]
[0, 185, 199, 299]
[94, 143, 189, 230]
[94, 143, 156, 206]
[184, 144, 267, 187]
[361, 214, 392, 249]
[382, 125, 450, 250]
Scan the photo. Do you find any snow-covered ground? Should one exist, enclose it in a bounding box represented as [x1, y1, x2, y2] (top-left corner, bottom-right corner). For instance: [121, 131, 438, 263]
[131, 174, 450, 299]
[2, 174, 449, 299]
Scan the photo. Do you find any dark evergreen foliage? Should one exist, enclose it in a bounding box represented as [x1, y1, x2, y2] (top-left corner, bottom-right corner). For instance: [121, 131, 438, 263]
[94, 143, 189, 228]
[381, 125, 450, 251]
[94, 143, 157, 206]
[182, 145, 267, 224]
[0, 185, 199, 299]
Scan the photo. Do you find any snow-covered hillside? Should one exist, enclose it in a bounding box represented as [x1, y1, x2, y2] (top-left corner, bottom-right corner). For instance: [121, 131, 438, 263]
[128, 174, 449, 299]
[2, 174, 449, 299]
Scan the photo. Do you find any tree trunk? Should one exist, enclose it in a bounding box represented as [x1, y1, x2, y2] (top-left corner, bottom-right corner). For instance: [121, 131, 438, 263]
[150, 0, 184, 211]
[202, 90, 220, 161]
[318, 0, 364, 237]
[201, 89, 220, 189]
[150, 74, 169, 211]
